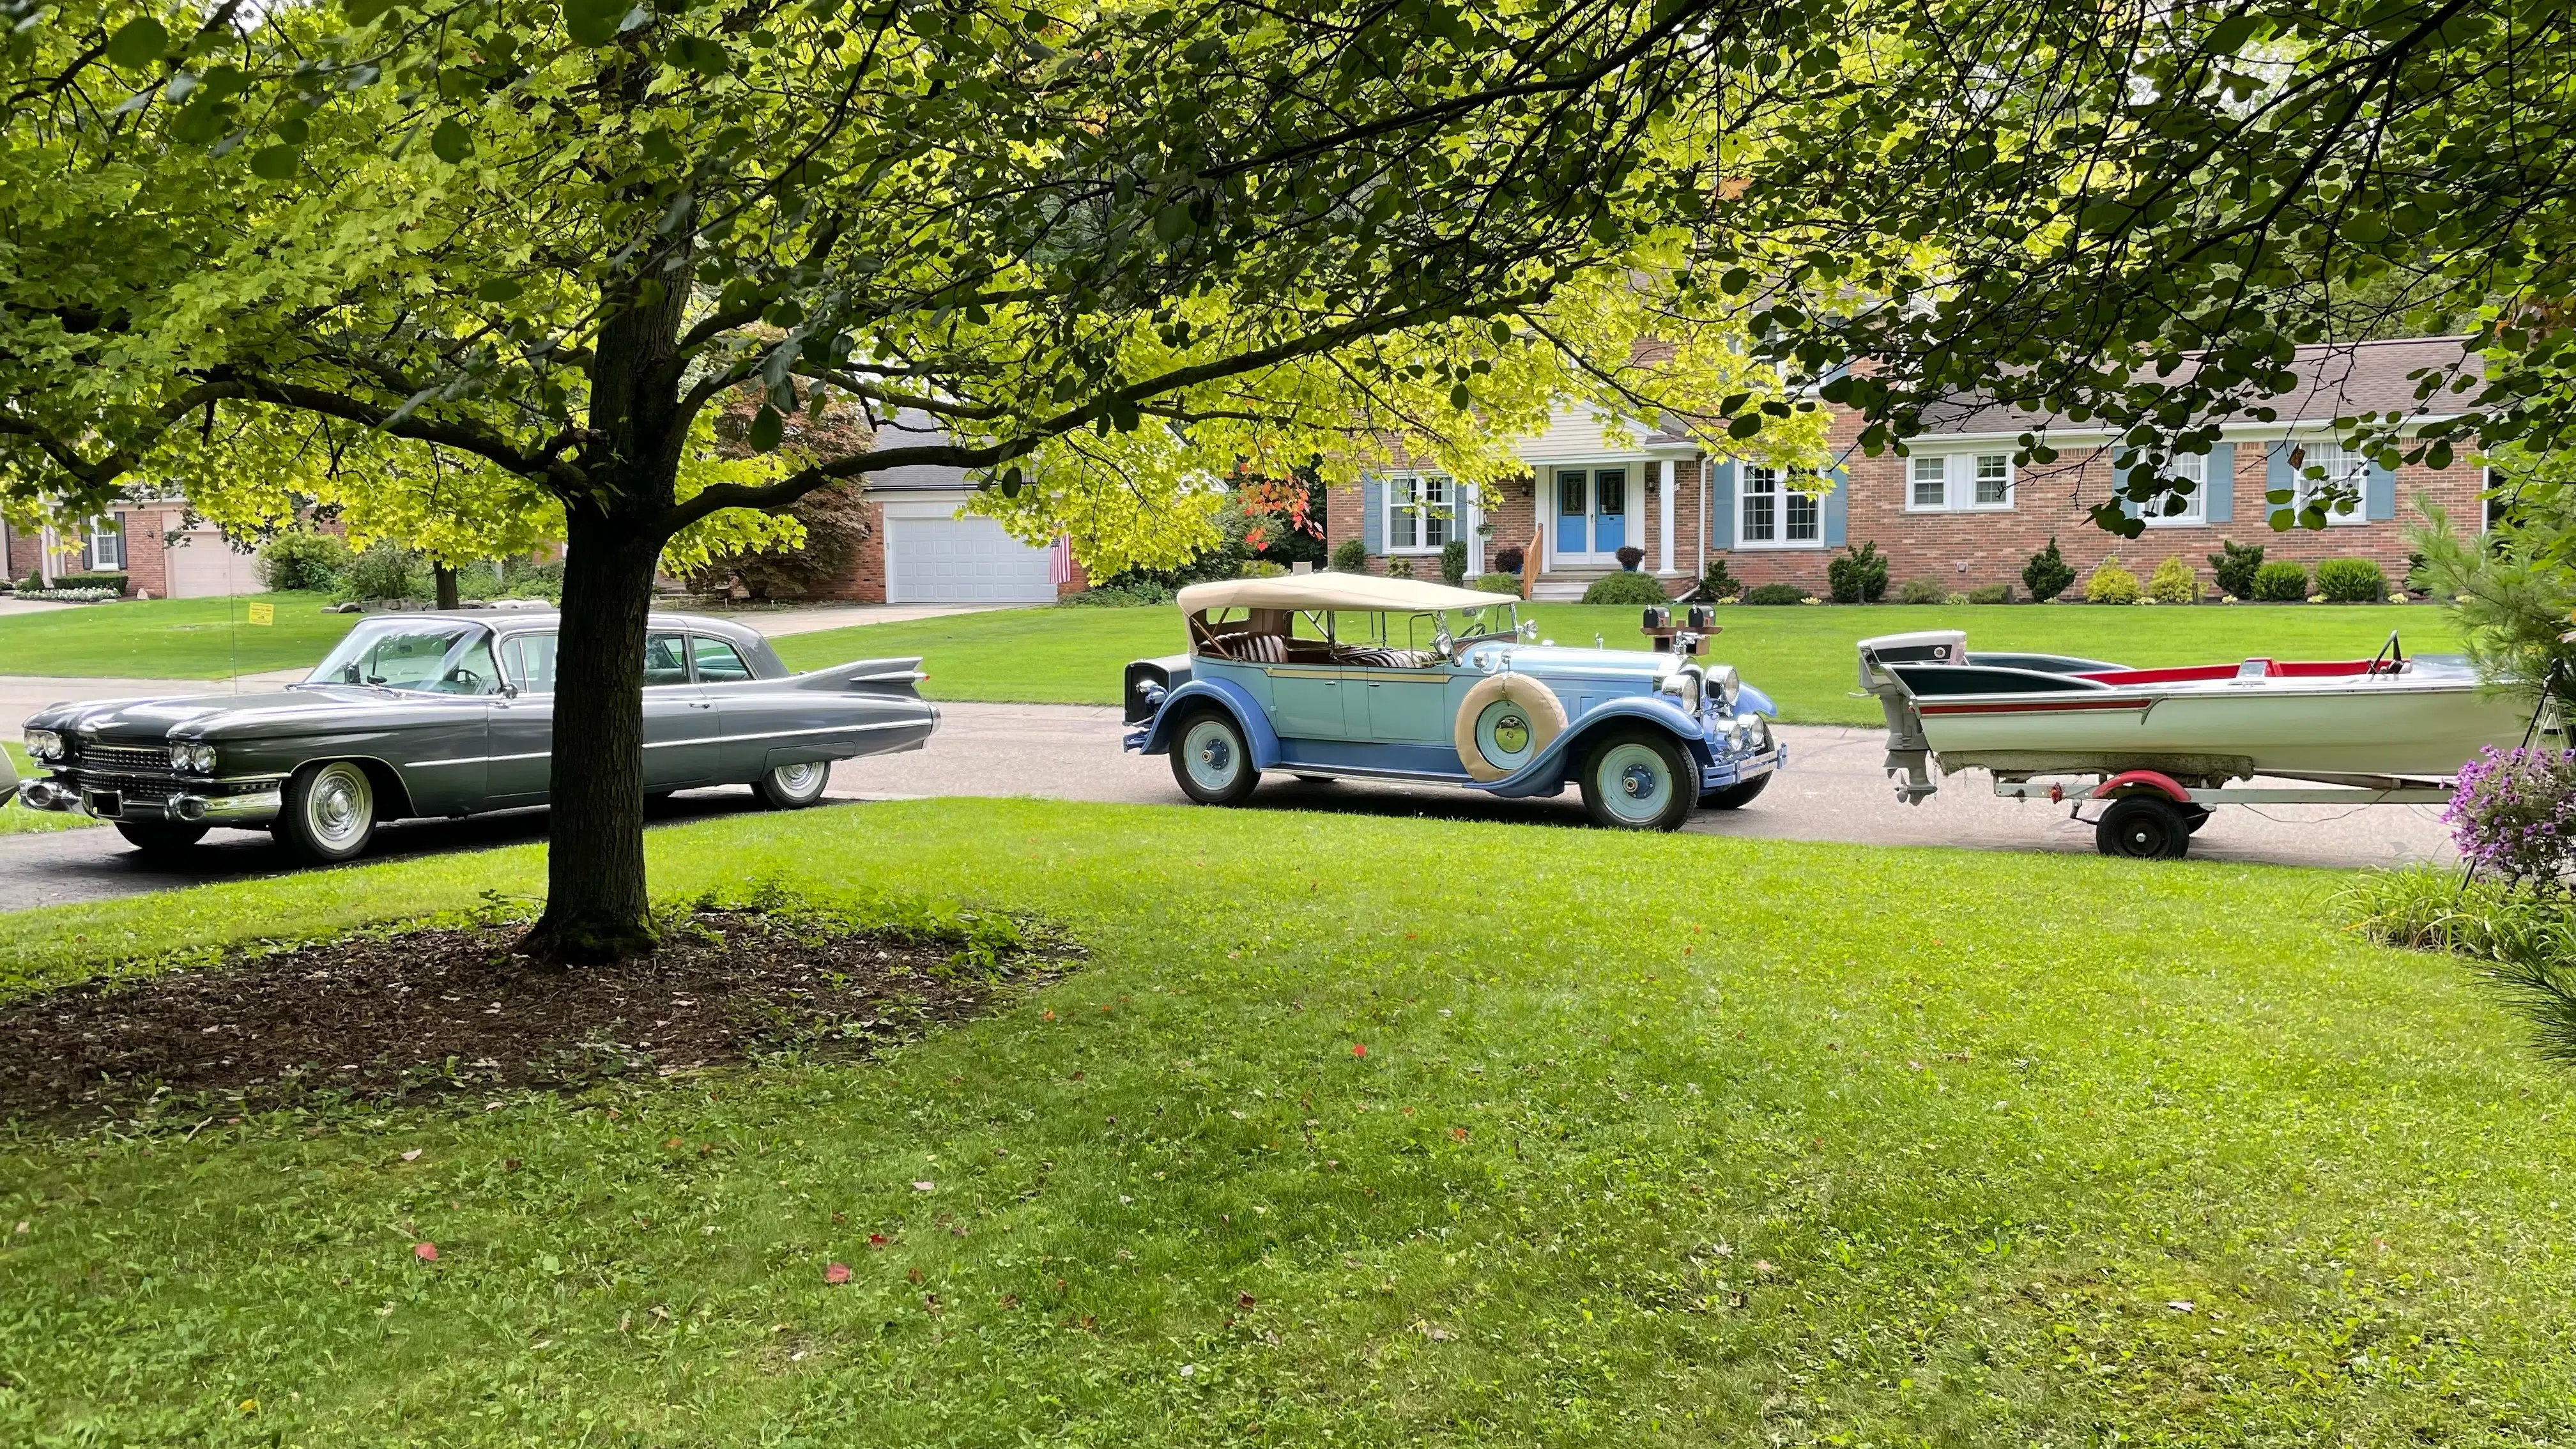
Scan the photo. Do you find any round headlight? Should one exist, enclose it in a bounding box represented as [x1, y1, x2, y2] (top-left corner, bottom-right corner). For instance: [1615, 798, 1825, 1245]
[169, 742, 215, 772]
[24, 728, 61, 760]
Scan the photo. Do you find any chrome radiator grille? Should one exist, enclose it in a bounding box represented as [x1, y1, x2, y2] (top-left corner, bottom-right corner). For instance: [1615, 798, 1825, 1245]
[73, 743, 170, 773]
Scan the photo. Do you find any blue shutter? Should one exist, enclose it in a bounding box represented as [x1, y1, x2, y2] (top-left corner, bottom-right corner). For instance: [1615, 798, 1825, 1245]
[2365, 457, 2396, 521]
[1708, 460, 1735, 549]
[2266, 443, 2295, 525]
[2206, 442, 2235, 523]
[1361, 479, 1384, 556]
[1820, 464, 1848, 546]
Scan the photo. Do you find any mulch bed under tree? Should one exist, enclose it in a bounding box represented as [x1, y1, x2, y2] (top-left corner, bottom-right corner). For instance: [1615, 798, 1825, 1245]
[0, 907, 1075, 1124]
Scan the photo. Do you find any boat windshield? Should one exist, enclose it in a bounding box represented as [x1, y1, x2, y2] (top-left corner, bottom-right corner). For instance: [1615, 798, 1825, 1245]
[305, 621, 503, 695]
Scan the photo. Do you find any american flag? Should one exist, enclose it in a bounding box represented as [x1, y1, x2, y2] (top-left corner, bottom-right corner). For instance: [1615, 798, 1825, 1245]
[1047, 533, 1076, 585]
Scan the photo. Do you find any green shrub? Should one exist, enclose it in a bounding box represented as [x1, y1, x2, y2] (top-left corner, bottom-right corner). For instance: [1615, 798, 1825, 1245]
[1384, 555, 1415, 579]
[342, 539, 427, 602]
[2021, 537, 2077, 602]
[1896, 577, 1949, 605]
[257, 530, 353, 593]
[2146, 555, 2199, 604]
[1741, 582, 1808, 605]
[2083, 557, 2140, 604]
[1061, 581, 1173, 607]
[1579, 569, 1669, 606]
[1239, 560, 1289, 579]
[1330, 539, 1368, 572]
[2207, 539, 2264, 599]
[1825, 541, 1889, 603]
[50, 571, 127, 592]
[2315, 556, 2388, 602]
[1966, 583, 2012, 604]
[1473, 572, 1522, 595]
[1439, 539, 1469, 586]
[1694, 556, 1742, 599]
[2251, 560, 2310, 601]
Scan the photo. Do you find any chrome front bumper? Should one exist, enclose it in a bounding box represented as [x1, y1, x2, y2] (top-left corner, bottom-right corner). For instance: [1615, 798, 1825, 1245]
[19, 778, 284, 826]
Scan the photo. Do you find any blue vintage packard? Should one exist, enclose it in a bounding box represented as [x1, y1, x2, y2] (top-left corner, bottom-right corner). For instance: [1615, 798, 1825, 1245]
[1121, 574, 1784, 830]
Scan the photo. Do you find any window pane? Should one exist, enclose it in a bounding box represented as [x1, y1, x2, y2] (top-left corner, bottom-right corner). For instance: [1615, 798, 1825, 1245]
[1974, 455, 2010, 505]
[1786, 489, 1820, 541]
[692, 636, 753, 683]
[1912, 457, 1947, 509]
[431, 638, 503, 696]
[311, 623, 482, 691]
[1558, 472, 1585, 517]
[1595, 470, 1625, 517]
[500, 633, 560, 693]
[1391, 504, 1417, 549]
[644, 632, 692, 687]
[1742, 467, 1776, 542]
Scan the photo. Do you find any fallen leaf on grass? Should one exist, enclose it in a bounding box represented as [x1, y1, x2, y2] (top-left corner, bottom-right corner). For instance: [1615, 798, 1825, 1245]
[824, 1262, 852, 1284]
[912, 1180, 935, 1192]
[413, 1242, 438, 1262]
[868, 1232, 889, 1246]
[1351, 1043, 1367, 1057]
[2166, 1300, 2195, 1312]
[399, 1149, 422, 1162]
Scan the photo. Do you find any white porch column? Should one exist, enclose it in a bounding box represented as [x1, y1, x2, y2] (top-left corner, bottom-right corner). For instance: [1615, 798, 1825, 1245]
[1463, 484, 1482, 578]
[1657, 458, 1676, 575]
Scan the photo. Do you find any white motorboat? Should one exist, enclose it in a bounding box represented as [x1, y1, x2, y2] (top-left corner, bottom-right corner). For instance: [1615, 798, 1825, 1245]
[1856, 627, 2557, 857]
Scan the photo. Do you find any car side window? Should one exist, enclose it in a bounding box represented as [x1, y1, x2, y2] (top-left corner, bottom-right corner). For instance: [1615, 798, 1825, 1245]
[644, 632, 693, 687]
[430, 638, 503, 696]
[691, 636, 753, 684]
[500, 632, 559, 694]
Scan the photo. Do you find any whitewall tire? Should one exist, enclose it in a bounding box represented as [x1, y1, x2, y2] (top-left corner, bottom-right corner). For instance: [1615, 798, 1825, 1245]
[757, 760, 832, 809]
[280, 760, 378, 863]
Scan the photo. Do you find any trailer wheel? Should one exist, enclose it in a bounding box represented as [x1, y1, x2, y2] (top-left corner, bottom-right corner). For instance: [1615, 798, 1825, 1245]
[2096, 795, 2191, 859]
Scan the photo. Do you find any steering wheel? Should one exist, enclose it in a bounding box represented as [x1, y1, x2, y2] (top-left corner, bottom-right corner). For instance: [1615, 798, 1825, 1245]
[2366, 629, 2405, 678]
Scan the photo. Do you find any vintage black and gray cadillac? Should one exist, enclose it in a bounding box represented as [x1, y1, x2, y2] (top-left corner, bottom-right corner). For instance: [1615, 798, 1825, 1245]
[17, 610, 937, 861]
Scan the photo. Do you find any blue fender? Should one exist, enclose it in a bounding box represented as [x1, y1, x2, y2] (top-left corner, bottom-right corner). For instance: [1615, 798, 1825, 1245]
[1130, 678, 1284, 769]
[1480, 695, 1711, 799]
[1736, 683, 1778, 719]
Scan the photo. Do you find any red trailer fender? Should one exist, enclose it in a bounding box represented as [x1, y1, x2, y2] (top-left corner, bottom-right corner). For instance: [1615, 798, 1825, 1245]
[2092, 769, 2193, 804]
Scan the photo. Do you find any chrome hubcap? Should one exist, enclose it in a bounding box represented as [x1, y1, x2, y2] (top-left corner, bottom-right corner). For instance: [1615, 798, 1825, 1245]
[776, 762, 824, 795]
[308, 765, 371, 846]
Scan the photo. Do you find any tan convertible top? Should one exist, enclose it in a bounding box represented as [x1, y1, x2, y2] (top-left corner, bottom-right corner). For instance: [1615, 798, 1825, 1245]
[1176, 574, 1505, 616]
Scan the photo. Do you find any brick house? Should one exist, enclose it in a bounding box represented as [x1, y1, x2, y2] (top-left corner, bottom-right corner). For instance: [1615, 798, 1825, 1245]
[2, 498, 261, 598]
[1322, 335, 2490, 599]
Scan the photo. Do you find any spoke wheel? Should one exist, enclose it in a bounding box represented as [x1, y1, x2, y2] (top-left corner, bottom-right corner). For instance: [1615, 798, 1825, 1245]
[281, 760, 378, 864]
[757, 760, 832, 809]
[1577, 729, 1698, 831]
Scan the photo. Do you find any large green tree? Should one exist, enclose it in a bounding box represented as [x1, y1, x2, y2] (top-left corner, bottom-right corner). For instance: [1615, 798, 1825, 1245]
[0, 0, 1823, 960]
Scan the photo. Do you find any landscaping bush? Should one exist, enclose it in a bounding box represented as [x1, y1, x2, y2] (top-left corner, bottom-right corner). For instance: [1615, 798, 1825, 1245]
[1384, 555, 1415, 579]
[1439, 539, 1469, 586]
[1741, 582, 1808, 605]
[2251, 560, 2310, 601]
[1239, 560, 1289, 579]
[2207, 539, 2264, 599]
[2146, 555, 2199, 604]
[2021, 537, 2076, 602]
[2315, 556, 2388, 603]
[1694, 556, 1742, 600]
[1967, 582, 2013, 604]
[2083, 557, 2140, 604]
[49, 571, 127, 592]
[1825, 540, 1888, 603]
[342, 539, 427, 601]
[1059, 580, 1173, 607]
[1474, 572, 1522, 595]
[256, 530, 353, 592]
[1330, 539, 1368, 572]
[1491, 544, 1525, 577]
[1896, 577, 1949, 605]
[1579, 569, 1669, 606]
[1614, 544, 1646, 571]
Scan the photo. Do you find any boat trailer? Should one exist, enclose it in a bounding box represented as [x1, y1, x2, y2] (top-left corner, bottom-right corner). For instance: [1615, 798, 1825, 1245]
[1989, 769, 2453, 859]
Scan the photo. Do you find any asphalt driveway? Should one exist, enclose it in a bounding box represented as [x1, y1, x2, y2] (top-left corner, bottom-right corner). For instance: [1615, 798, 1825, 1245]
[0, 700, 2455, 912]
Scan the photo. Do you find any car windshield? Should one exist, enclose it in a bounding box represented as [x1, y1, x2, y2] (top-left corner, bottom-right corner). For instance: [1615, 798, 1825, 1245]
[305, 622, 502, 695]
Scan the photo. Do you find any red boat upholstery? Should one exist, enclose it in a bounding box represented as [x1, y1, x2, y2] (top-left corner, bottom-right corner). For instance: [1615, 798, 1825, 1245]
[2076, 657, 2388, 686]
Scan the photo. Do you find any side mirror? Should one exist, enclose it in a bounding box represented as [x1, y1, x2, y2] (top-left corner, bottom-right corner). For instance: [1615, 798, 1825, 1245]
[1520, 621, 1539, 641]
[499, 683, 519, 700]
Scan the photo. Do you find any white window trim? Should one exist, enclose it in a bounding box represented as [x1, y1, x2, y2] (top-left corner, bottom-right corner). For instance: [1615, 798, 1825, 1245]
[2289, 443, 2371, 527]
[2142, 453, 2210, 528]
[84, 514, 125, 572]
[1379, 472, 1457, 555]
[1900, 452, 2015, 514]
[1735, 465, 1826, 551]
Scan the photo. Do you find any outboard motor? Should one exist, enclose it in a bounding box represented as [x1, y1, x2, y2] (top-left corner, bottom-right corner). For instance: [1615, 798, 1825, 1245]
[1855, 631, 1964, 804]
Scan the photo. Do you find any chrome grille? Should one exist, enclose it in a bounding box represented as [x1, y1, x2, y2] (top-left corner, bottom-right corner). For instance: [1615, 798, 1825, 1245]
[75, 743, 170, 772]
[78, 776, 179, 802]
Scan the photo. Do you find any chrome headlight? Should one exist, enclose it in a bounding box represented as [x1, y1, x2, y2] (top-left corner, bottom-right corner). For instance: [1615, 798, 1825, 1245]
[23, 728, 61, 761]
[168, 742, 216, 773]
[1703, 665, 1742, 709]
[1657, 670, 1701, 714]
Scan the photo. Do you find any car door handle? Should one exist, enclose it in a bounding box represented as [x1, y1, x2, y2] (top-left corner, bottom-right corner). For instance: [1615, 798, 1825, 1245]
[688, 700, 715, 710]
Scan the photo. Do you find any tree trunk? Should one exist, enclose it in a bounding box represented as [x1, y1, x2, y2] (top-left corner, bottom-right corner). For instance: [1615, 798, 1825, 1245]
[518, 510, 664, 963]
[433, 562, 460, 610]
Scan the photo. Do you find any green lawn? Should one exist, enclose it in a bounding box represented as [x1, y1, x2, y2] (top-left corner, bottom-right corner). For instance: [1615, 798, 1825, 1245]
[4, 799, 2572, 1444]
[0, 592, 351, 678]
[775, 601, 2457, 725]
[0, 742, 97, 835]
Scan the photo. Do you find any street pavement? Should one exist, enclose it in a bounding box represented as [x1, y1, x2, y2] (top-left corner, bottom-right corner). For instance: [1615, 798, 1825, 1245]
[0, 700, 2456, 912]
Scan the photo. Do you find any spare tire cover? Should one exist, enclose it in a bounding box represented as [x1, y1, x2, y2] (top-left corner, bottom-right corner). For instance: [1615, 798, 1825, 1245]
[1453, 672, 1570, 782]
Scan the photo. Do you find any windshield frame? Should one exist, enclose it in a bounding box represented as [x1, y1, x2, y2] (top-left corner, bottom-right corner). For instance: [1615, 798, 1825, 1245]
[300, 618, 502, 696]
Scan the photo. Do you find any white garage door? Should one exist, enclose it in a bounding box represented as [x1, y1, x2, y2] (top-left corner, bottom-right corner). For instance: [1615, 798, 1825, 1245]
[163, 526, 263, 598]
[886, 516, 1057, 603]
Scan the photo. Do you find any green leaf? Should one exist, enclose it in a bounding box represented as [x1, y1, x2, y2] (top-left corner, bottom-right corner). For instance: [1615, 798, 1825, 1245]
[1153, 205, 1191, 242]
[749, 405, 785, 452]
[1726, 413, 1762, 439]
[1488, 318, 1512, 346]
[668, 36, 730, 77]
[276, 118, 309, 146]
[249, 144, 299, 181]
[562, 0, 627, 48]
[345, 0, 405, 24]
[106, 17, 167, 70]
[476, 277, 523, 303]
[430, 118, 472, 165]
[999, 466, 1023, 498]
[1719, 267, 1751, 295]
[1448, 381, 1470, 411]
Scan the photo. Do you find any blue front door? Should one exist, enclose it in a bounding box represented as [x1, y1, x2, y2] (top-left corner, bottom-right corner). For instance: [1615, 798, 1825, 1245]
[1553, 468, 1629, 561]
